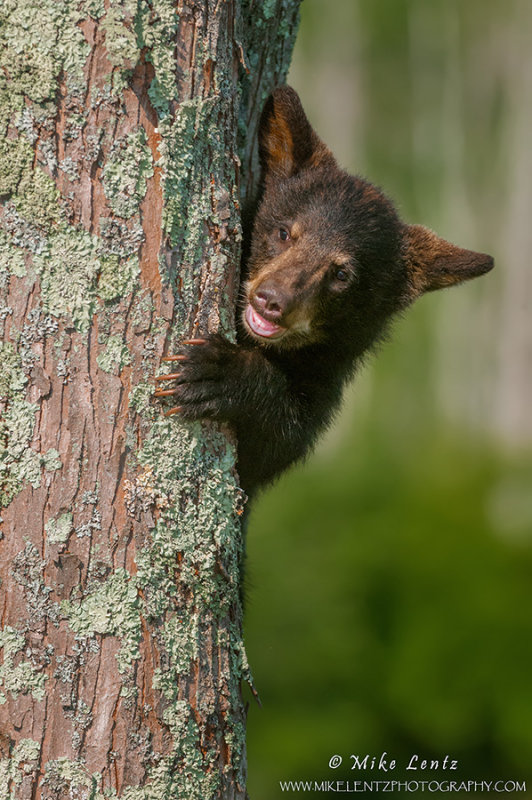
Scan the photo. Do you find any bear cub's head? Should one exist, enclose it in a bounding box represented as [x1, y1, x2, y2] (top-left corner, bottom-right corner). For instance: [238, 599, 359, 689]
[242, 86, 493, 354]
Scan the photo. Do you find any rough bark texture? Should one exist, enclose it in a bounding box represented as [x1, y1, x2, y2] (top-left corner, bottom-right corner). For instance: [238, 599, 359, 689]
[0, 1, 300, 797]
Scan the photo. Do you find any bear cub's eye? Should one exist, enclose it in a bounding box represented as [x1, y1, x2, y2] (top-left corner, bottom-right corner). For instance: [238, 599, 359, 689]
[279, 228, 291, 242]
[334, 268, 349, 282]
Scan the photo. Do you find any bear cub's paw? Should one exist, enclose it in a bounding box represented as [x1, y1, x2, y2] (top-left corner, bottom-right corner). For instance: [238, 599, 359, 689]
[154, 335, 243, 421]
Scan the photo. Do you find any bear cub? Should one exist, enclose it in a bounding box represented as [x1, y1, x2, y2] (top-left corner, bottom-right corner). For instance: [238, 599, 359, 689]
[155, 86, 493, 498]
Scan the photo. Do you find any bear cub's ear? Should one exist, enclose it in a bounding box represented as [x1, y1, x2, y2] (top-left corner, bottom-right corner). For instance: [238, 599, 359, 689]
[259, 86, 337, 181]
[403, 224, 494, 299]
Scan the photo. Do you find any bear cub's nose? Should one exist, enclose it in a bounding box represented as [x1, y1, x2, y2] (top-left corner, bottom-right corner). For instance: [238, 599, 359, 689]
[254, 284, 289, 320]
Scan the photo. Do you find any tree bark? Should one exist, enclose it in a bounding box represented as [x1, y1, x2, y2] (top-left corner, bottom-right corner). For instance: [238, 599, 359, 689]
[0, 1, 300, 797]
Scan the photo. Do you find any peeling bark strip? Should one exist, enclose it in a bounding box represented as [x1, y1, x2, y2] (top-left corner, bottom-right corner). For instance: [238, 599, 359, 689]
[0, 1, 300, 798]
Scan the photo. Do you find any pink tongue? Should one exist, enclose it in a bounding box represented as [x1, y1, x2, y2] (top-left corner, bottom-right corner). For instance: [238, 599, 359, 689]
[245, 304, 284, 337]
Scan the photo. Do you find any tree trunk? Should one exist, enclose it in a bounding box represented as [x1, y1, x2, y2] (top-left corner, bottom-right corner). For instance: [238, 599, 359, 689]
[0, 1, 300, 797]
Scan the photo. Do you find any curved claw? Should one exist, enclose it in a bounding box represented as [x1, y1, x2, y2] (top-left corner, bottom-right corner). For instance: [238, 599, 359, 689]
[155, 372, 182, 382]
[165, 406, 182, 416]
[153, 388, 179, 397]
[162, 354, 187, 363]
[181, 338, 208, 345]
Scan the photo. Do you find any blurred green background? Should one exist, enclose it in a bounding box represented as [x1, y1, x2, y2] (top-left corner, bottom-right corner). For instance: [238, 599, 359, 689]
[244, 1, 532, 797]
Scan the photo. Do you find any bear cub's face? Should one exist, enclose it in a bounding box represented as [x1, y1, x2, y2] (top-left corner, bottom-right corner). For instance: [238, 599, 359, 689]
[242, 87, 493, 352]
[244, 168, 404, 350]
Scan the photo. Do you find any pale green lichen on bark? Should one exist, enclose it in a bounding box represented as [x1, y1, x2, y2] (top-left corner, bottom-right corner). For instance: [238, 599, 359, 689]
[0, 137, 33, 199]
[41, 448, 62, 472]
[12, 542, 62, 627]
[39, 751, 222, 800]
[79, 0, 105, 20]
[32, 228, 102, 333]
[11, 167, 61, 231]
[158, 99, 209, 248]
[120, 756, 205, 800]
[0, 231, 26, 283]
[0, 0, 90, 107]
[100, 2, 140, 68]
[5, 206, 138, 336]
[115, 2, 259, 795]
[96, 334, 132, 374]
[0, 0, 148, 506]
[99, 255, 140, 302]
[102, 129, 154, 219]
[1, 0, 301, 794]
[154, 97, 242, 354]
[134, 420, 242, 617]
[130, 414, 247, 796]
[128, 382, 155, 416]
[135, 0, 181, 117]
[0, 343, 61, 507]
[62, 568, 141, 674]
[41, 758, 108, 800]
[0, 628, 47, 704]
[156, 95, 243, 303]
[0, 739, 40, 797]
[45, 512, 73, 545]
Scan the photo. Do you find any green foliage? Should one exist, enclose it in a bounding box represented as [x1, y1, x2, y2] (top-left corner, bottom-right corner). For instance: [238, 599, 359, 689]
[244, 3, 532, 795]
[246, 414, 532, 795]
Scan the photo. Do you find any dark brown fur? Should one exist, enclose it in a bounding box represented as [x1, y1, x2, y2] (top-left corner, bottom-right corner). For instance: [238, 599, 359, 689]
[155, 87, 493, 499]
